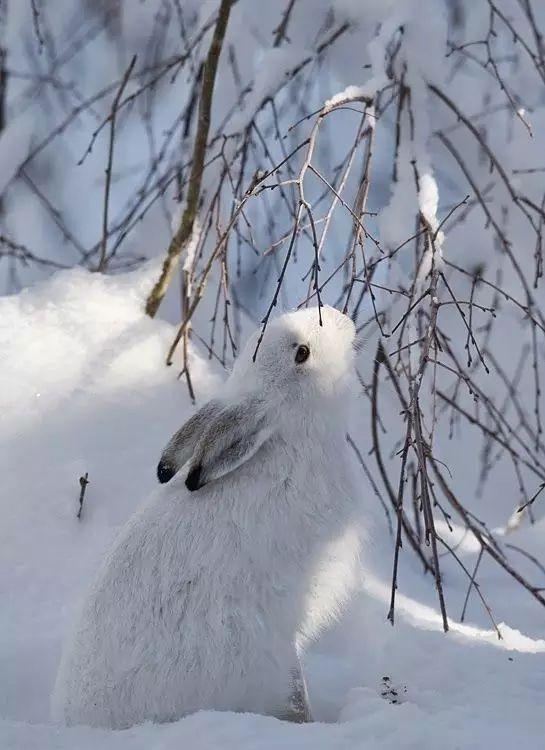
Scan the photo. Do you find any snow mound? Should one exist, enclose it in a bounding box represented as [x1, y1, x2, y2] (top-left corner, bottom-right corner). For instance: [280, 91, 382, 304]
[2, 267, 545, 749]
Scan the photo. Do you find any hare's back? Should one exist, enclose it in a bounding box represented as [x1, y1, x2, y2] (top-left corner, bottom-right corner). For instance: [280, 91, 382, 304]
[55, 494, 208, 727]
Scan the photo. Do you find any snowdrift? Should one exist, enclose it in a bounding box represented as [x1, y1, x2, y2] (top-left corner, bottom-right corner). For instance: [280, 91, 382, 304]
[2, 266, 545, 749]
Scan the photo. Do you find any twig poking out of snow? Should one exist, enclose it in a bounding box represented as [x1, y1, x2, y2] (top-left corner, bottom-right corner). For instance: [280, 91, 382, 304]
[76, 473, 89, 520]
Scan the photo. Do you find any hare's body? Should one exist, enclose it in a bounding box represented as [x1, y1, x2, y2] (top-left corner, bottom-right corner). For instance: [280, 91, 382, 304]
[53, 306, 365, 729]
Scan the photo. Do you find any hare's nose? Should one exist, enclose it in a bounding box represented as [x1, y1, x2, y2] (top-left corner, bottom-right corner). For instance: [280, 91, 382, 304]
[157, 459, 176, 484]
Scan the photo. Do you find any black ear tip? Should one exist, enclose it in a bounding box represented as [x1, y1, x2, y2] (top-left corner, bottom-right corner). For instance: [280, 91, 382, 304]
[157, 459, 176, 484]
[185, 464, 203, 492]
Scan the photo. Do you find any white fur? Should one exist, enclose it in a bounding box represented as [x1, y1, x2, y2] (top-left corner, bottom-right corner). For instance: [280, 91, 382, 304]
[52, 306, 366, 729]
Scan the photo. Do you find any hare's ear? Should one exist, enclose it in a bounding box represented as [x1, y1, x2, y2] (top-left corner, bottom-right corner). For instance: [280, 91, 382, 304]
[157, 399, 222, 484]
[185, 395, 272, 492]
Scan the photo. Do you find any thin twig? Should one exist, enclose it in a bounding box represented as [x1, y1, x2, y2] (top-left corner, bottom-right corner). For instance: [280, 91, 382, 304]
[77, 472, 89, 520]
[97, 55, 136, 272]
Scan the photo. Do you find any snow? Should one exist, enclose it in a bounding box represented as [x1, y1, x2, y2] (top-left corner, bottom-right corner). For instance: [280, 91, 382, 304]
[418, 172, 440, 230]
[416, 171, 445, 284]
[182, 219, 201, 297]
[2, 266, 545, 748]
[378, 141, 416, 254]
[322, 85, 373, 114]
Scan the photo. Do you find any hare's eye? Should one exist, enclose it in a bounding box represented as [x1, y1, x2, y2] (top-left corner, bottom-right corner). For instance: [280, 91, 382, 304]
[294, 344, 310, 364]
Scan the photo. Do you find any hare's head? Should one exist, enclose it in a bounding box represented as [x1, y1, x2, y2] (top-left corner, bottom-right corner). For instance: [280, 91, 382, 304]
[230, 305, 356, 399]
[158, 306, 356, 490]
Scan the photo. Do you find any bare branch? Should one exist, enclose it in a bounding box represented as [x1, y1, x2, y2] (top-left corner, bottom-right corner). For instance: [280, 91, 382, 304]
[145, 0, 233, 317]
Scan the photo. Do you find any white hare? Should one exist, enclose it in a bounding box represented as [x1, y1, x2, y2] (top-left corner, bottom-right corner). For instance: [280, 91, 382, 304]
[53, 305, 365, 729]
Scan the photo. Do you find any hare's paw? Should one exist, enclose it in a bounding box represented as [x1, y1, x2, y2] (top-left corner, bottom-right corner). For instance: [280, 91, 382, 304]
[277, 666, 313, 723]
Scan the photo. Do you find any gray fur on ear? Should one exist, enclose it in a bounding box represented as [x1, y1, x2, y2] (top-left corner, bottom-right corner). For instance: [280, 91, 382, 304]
[157, 400, 221, 483]
[184, 395, 273, 490]
[158, 395, 273, 489]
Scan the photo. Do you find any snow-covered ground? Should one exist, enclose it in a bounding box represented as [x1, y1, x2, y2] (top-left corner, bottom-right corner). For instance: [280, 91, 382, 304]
[2, 266, 545, 749]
